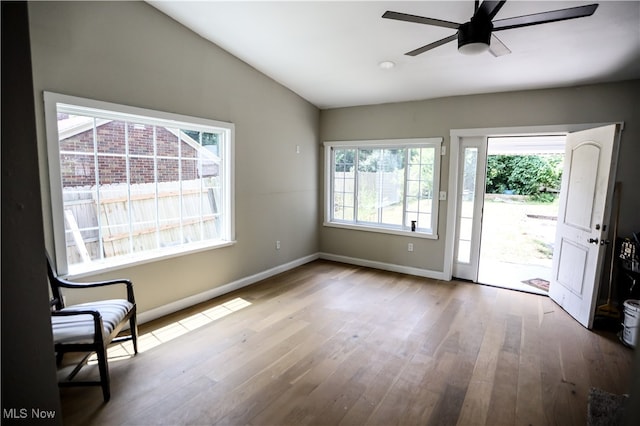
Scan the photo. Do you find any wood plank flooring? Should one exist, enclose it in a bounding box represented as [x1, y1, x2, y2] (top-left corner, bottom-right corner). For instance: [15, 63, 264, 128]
[58, 260, 634, 425]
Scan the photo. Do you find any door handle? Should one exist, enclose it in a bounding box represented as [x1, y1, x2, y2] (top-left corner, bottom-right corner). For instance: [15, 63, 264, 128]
[588, 238, 599, 245]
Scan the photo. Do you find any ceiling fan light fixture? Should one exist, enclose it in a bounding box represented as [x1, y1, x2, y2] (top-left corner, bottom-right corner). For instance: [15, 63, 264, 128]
[457, 20, 492, 55]
[458, 42, 489, 55]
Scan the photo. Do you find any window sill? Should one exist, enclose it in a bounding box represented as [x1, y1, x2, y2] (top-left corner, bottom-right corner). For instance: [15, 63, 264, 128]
[64, 240, 236, 279]
[323, 221, 438, 240]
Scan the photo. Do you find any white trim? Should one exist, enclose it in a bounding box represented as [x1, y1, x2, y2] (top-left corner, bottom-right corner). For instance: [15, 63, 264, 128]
[444, 122, 625, 281]
[322, 221, 438, 239]
[450, 137, 487, 282]
[137, 251, 451, 325]
[324, 137, 443, 148]
[323, 137, 443, 238]
[45, 94, 69, 275]
[137, 253, 320, 324]
[43, 91, 236, 275]
[58, 117, 112, 140]
[318, 252, 448, 281]
[443, 137, 459, 281]
[449, 123, 623, 139]
[45, 92, 234, 132]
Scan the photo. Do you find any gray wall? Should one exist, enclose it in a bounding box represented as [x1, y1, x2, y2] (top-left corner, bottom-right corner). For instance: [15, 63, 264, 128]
[15, 0, 640, 418]
[28, 1, 320, 313]
[27, 2, 640, 312]
[320, 81, 640, 273]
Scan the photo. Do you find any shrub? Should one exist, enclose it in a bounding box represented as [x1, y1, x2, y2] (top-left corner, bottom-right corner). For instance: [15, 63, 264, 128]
[486, 154, 562, 201]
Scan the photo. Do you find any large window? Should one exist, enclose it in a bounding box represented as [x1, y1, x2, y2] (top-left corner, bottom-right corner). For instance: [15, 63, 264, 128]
[324, 138, 442, 238]
[44, 92, 234, 276]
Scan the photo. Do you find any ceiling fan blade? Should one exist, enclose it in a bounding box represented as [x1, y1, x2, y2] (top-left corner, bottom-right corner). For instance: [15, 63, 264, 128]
[477, 1, 507, 20]
[493, 4, 599, 31]
[382, 11, 460, 29]
[489, 34, 511, 57]
[405, 34, 458, 56]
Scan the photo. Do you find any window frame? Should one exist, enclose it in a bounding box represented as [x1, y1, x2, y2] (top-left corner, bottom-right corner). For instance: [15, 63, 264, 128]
[323, 138, 442, 239]
[44, 92, 235, 277]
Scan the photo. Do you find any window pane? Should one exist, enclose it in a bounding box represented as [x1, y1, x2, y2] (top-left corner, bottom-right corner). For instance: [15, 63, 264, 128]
[458, 240, 471, 263]
[58, 113, 95, 154]
[97, 155, 126, 186]
[203, 176, 222, 238]
[157, 127, 179, 158]
[405, 147, 435, 231]
[130, 181, 159, 254]
[332, 148, 356, 222]
[460, 217, 473, 241]
[357, 148, 379, 223]
[58, 113, 100, 266]
[157, 159, 181, 247]
[62, 187, 100, 266]
[48, 92, 233, 274]
[128, 122, 154, 156]
[356, 148, 406, 226]
[457, 147, 478, 264]
[60, 152, 95, 188]
[97, 155, 131, 258]
[378, 149, 404, 226]
[157, 156, 180, 184]
[97, 120, 125, 154]
[325, 139, 440, 237]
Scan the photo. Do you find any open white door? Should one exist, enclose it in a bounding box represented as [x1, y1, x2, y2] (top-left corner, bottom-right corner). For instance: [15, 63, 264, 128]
[549, 124, 620, 328]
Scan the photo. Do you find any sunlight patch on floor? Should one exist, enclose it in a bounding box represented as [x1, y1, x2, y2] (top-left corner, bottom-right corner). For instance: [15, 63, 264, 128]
[88, 297, 252, 364]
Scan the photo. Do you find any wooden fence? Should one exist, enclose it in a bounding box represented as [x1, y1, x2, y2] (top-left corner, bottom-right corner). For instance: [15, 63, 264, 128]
[63, 179, 220, 265]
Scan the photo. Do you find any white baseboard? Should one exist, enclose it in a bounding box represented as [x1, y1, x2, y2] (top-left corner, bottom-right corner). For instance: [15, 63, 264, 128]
[137, 253, 319, 324]
[318, 252, 448, 281]
[137, 252, 447, 324]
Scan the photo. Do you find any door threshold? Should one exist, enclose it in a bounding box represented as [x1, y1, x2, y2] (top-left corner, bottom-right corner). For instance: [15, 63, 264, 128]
[477, 280, 549, 296]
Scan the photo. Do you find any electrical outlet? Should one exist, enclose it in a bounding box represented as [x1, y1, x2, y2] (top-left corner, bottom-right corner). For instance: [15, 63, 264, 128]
[276, 240, 281, 250]
[408, 243, 414, 252]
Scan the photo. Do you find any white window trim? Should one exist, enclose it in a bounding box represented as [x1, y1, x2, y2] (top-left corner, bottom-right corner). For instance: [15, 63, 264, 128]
[323, 137, 442, 239]
[44, 91, 235, 276]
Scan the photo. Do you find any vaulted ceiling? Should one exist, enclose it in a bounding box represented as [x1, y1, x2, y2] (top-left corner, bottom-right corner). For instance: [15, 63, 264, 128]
[148, 1, 640, 109]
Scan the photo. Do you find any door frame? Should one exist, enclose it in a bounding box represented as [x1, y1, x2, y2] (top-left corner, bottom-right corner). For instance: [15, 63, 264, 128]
[444, 123, 623, 281]
[451, 136, 487, 282]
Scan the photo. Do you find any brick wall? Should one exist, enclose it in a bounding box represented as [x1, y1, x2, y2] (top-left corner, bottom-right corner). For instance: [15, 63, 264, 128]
[59, 121, 200, 187]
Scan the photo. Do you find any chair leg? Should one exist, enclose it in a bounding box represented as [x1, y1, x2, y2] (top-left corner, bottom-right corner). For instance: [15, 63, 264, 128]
[96, 345, 111, 402]
[129, 314, 138, 355]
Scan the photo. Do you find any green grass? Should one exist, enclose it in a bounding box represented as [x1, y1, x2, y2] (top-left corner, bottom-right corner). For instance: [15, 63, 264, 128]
[480, 195, 559, 266]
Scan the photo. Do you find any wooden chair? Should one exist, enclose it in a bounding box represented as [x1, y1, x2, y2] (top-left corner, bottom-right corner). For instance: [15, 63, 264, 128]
[47, 258, 138, 402]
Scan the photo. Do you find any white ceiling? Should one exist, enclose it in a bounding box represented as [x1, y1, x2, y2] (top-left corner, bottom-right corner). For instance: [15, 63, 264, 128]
[148, 1, 640, 109]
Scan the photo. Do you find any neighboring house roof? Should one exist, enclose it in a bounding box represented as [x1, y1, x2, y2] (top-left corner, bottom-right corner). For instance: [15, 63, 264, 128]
[57, 116, 220, 163]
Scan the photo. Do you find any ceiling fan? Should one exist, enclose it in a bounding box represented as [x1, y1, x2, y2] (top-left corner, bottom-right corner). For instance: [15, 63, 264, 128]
[382, 1, 599, 57]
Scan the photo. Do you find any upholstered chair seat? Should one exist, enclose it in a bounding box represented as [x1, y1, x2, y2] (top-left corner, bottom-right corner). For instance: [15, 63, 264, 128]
[51, 300, 134, 345]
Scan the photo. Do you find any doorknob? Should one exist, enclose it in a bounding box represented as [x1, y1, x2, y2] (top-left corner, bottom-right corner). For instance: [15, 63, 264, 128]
[588, 238, 599, 244]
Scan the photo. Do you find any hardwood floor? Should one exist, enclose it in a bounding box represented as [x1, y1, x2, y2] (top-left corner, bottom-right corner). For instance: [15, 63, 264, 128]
[58, 260, 634, 425]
